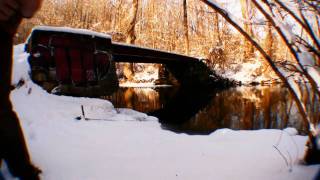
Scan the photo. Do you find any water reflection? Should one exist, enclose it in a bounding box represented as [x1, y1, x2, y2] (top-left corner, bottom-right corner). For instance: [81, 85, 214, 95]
[104, 85, 311, 135]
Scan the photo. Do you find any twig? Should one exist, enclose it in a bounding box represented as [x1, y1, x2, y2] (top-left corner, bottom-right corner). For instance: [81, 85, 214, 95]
[286, 150, 293, 172]
[295, 36, 320, 58]
[274, 129, 300, 167]
[75, 105, 115, 121]
[273, 145, 290, 168]
[275, 130, 284, 147]
[81, 105, 85, 120]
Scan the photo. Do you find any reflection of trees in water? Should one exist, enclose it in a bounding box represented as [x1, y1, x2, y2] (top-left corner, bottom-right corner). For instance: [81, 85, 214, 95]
[182, 86, 307, 134]
[105, 85, 315, 134]
[110, 88, 160, 111]
[105, 87, 178, 112]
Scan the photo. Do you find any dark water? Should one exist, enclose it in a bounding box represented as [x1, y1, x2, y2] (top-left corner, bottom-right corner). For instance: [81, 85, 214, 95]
[103, 85, 311, 135]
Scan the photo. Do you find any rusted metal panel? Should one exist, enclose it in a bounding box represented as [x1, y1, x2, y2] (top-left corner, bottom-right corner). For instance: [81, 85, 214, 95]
[26, 26, 118, 97]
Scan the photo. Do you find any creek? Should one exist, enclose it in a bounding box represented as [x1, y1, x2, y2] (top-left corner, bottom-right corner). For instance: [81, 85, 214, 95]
[104, 85, 310, 135]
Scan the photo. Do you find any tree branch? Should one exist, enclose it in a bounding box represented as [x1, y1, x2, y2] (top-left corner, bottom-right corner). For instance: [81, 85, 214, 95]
[274, 0, 320, 51]
[301, 0, 320, 15]
[199, 0, 313, 135]
[257, 0, 320, 99]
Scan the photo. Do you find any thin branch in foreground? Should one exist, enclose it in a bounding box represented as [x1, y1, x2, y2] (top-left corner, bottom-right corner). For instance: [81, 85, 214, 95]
[275, 130, 284, 147]
[273, 145, 290, 169]
[297, 1, 320, 51]
[286, 150, 293, 172]
[275, 130, 300, 164]
[274, 0, 320, 51]
[257, 0, 320, 98]
[295, 36, 320, 58]
[301, 0, 320, 15]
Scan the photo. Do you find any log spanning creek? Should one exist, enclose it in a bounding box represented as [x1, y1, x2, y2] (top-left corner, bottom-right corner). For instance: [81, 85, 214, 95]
[103, 85, 314, 135]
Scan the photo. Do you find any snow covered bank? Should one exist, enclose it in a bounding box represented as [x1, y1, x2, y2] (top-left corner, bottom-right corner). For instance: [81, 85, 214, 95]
[1, 45, 319, 180]
[218, 60, 279, 85]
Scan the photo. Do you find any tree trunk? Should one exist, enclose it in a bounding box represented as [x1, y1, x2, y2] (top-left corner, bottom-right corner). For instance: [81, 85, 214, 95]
[126, 0, 139, 44]
[263, 21, 273, 73]
[213, 12, 221, 45]
[316, 14, 320, 66]
[124, 0, 139, 80]
[183, 0, 190, 55]
[240, 0, 255, 61]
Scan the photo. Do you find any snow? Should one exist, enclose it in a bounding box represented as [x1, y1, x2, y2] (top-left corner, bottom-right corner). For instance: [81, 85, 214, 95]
[1, 44, 319, 179]
[284, 127, 298, 136]
[119, 64, 160, 87]
[220, 60, 278, 84]
[29, 26, 111, 39]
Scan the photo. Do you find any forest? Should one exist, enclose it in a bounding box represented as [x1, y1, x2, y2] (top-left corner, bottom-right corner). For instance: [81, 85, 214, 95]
[17, 0, 309, 73]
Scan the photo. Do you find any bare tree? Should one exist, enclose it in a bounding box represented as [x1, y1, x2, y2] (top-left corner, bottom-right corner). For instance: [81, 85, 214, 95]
[126, 0, 139, 44]
[183, 0, 190, 55]
[123, 0, 139, 80]
[213, 12, 221, 45]
[261, 20, 274, 73]
[240, 0, 255, 61]
[112, 0, 124, 31]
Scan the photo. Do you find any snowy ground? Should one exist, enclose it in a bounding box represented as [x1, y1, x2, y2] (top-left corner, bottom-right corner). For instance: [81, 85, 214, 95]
[1, 44, 319, 180]
[219, 60, 279, 85]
